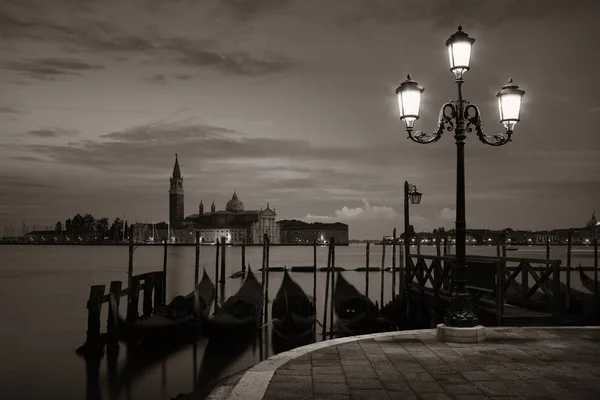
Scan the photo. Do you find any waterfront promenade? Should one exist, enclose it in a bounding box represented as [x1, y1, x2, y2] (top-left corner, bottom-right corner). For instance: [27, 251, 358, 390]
[203, 327, 600, 400]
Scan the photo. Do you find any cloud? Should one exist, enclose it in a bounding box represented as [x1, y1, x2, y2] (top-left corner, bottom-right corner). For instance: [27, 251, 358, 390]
[340, 0, 600, 29]
[26, 128, 79, 138]
[304, 198, 399, 222]
[3, 58, 103, 80]
[438, 207, 455, 220]
[0, 106, 22, 114]
[143, 73, 193, 84]
[163, 38, 293, 76]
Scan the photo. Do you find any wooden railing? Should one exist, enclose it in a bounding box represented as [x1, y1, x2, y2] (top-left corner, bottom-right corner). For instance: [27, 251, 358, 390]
[77, 271, 164, 355]
[404, 254, 566, 324]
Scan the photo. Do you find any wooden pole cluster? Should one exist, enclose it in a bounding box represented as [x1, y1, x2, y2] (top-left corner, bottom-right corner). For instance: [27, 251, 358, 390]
[392, 228, 397, 300]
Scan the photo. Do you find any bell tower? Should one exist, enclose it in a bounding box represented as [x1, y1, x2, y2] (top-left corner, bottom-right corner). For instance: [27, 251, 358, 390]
[169, 154, 184, 227]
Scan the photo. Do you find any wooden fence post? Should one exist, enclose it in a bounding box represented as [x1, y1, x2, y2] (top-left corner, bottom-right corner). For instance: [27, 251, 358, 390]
[380, 237, 386, 307]
[106, 281, 122, 346]
[127, 277, 140, 322]
[153, 271, 163, 311]
[84, 284, 106, 350]
[142, 274, 154, 317]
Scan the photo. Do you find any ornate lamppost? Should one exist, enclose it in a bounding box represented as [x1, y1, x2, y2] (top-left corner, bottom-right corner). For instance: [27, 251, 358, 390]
[403, 182, 421, 301]
[394, 26, 525, 341]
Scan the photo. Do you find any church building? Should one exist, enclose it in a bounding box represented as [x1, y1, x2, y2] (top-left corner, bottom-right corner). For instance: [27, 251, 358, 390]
[168, 155, 278, 244]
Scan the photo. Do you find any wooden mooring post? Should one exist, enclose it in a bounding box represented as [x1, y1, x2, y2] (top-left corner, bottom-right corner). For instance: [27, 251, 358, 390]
[106, 281, 122, 347]
[264, 234, 271, 324]
[392, 228, 397, 300]
[214, 240, 220, 314]
[329, 237, 336, 339]
[220, 236, 226, 284]
[162, 238, 168, 305]
[241, 243, 246, 272]
[546, 238, 551, 260]
[593, 238, 598, 294]
[312, 240, 318, 339]
[322, 241, 333, 340]
[194, 231, 200, 285]
[567, 229, 572, 310]
[260, 238, 266, 324]
[365, 241, 370, 300]
[380, 237, 386, 307]
[78, 284, 106, 355]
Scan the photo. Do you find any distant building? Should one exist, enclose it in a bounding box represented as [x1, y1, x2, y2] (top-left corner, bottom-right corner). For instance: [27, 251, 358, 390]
[532, 231, 559, 244]
[277, 220, 349, 245]
[170, 155, 278, 243]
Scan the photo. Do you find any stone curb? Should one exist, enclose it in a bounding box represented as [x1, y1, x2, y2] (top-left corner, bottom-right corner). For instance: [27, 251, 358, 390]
[206, 325, 600, 400]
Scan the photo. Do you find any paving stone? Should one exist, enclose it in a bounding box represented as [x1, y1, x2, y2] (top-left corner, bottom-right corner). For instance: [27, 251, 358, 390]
[381, 381, 411, 391]
[314, 394, 351, 400]
[314, 382, 351, 395]
[408, 381, 445, 394]
[442, 383, 482, 395]
[386, 391, 418, 400]
[349, 389, 391, 400]
[270, 374, 313, 384]
[263, 388, 314, 399]
[417, 394, 453, 400]
[347, 378, 384, 390]
[314, 366, 343, 374]
[460, 371, 497, 381]
[314, 373, 346, 383]
[276, 368, 312, 376]
[402, 372, 435, 382]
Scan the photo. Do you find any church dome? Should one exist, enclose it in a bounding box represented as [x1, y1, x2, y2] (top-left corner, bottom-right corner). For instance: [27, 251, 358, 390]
[226, 191, 244, 213]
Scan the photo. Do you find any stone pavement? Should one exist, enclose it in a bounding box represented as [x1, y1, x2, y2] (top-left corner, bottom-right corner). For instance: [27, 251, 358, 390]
[208, 327, 600, 400]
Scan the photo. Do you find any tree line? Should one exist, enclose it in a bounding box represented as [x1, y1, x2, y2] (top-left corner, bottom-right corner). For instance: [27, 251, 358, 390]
[55, 214, 129, 241]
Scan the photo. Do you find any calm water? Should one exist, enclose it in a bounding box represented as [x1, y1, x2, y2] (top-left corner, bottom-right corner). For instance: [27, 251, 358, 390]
[0, 244, 596, 399]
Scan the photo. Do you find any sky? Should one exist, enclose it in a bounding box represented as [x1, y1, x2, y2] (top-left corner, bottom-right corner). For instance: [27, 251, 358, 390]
[1, 0, 599, 239]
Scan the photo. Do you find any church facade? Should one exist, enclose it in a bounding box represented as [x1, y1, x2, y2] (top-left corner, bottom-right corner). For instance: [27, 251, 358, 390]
[168, 155, 279, 244]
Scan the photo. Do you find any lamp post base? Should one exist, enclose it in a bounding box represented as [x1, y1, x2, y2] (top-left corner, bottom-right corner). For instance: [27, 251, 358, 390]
[436, 324, 486, 343]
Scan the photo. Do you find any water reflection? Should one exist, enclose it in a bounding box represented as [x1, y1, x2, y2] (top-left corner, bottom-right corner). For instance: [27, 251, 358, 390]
[81, 322, 318, 400]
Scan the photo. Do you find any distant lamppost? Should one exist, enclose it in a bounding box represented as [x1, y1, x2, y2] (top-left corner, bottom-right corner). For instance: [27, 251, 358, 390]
[404, 181, 422, 290]
[394, 26, 525, 338]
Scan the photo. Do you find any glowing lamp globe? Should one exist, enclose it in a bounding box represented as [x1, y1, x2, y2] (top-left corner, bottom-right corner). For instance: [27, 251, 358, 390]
[497, 78, 526, 131]
[409, 187, 422, 205]
[396, 75, 424, 130]
[446, 26, 475, 80]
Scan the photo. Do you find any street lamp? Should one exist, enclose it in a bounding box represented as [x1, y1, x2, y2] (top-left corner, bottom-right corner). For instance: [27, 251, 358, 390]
[395, 26, 525, 337]
[404, 181, 422, 298]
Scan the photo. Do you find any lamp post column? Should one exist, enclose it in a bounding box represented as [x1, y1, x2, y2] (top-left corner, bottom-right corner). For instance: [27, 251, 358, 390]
[403, 181, 411, 299]
[443, 81, 477, 327]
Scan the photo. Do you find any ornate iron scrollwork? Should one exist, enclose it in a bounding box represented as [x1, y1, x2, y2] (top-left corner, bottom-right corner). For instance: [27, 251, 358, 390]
[407, 102, 457, 144]
[464, 103, 512, 146]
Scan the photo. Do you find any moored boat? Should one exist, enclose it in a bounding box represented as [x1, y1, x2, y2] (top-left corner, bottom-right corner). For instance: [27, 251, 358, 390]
[208, 267, 263, 335]
[333, 273, 396, 337]
[109, 269, 215, 345]
[271, 269, 315, 342]
[578, 266, 598, 294]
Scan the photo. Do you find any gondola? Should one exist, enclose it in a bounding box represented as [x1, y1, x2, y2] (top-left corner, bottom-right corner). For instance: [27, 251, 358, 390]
[109, 269, 215, 345]
[578, 265, 598, 294]
[271, 270, 315, 342]
[208, 267, 263, 334]
[333, 273, 396, 337]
